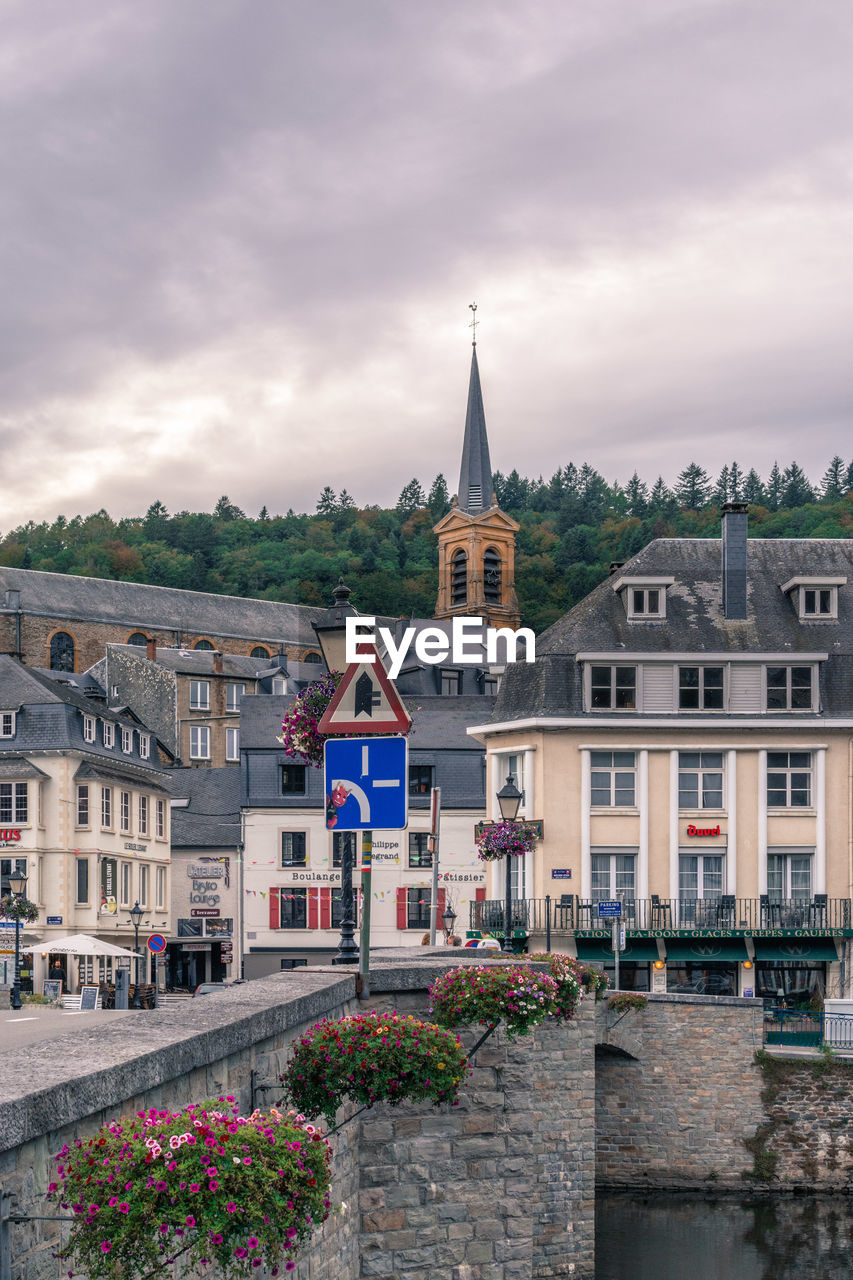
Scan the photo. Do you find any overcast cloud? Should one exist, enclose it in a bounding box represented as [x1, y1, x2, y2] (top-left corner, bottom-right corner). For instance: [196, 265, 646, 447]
[3, 0, 853, 528]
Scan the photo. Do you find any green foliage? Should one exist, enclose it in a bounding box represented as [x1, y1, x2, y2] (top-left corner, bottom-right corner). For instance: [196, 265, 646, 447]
[280, 1011, 469, 1126]
[428, 964, 561, 1039]
[607, 992, 648, 1013]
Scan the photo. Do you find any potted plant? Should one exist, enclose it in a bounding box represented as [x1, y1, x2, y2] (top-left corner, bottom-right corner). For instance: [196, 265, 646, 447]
[277, 672, 343, 769]
[474, 820, 539, 862]
[428, 964, 561, 1039]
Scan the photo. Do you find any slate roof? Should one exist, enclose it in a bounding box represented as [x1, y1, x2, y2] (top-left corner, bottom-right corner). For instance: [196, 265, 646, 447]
[0, 566, 326, 645]
[488, 537, 853, 724]
[104, 644, 281, 679]
[166, 767, 242, 849]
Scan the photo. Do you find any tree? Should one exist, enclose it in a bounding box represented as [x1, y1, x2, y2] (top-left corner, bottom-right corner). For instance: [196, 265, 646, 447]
[712, 465, 731, 506]
[845, 460, 853, 494]
[766, 462, 783, 511]
[821, 456, 845, 500]
[674, 462, 711, 511]
[742, 468, 765, 505]
[728, 461, 743, 502]
[624, 472, 648, 518]
[258, 505, 269, 521]
[316, 487, 337, 515]
[781, 462, 813, 509]
[213, 495, 245, 521]
[648, 476, 676, 516]
[428, 474, 450, 519]
[396, 479, 426, 517]
[338, 489, 356, 510]
[143, 500, 170, 541]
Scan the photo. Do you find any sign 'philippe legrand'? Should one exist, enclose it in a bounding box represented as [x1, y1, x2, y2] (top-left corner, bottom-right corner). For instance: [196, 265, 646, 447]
[345, 616, 536, 679]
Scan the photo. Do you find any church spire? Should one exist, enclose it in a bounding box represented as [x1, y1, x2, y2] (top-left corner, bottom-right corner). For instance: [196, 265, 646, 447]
[457, 340, 494, 514]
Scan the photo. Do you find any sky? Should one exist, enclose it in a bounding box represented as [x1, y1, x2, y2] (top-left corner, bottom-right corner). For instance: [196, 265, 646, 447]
[4, 0, 853, 530]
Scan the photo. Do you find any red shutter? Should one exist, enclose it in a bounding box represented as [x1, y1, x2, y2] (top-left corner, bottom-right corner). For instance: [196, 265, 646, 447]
[396, 886, 408, 929]
[475, 887, 486, 902]
[308, 888, 319, 930]
[320, 888, 332, 930]
[269, 887, 280, 930]
[474, 886, 486, 930]
[436, 887, 447, 933]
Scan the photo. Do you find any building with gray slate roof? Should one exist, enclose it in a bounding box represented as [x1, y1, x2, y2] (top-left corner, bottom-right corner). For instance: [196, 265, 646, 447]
[468, 505, 853, 1003]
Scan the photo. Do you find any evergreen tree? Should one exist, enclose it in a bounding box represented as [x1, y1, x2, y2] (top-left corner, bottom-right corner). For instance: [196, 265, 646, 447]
[674, 462, 711, 511]
[821, 456, 845, 500]
[649, 476, 676, 516]
[428, 473, 450, 519]
[316, 487, 337, 515]
[728, 461, 743, 501]
[396, 478, 426, 517]
[845, 460, 853, 493]
[499, 469, 528, 511]
[742, 468, 765, 505]
[766, 462, 783, 511]
[338, 489, 356, 510]
[143, 500, 170, 541]
[213, 495, 245, 521]
[781, 462, 813, 508]
[712, 465, 731, 506]
[258, 505, 269, 521]
[624, 472, 649, 518]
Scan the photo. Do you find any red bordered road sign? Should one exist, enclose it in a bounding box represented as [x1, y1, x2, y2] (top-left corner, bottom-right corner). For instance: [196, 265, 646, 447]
[147, 934, 167, 953]
[317, 648, 412, 735]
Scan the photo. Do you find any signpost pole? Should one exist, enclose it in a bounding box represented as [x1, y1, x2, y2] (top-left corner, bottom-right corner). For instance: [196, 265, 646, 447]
[428, 788, 441, 946]
[612, 921, 620, 991]
[358, 831, 372, 995]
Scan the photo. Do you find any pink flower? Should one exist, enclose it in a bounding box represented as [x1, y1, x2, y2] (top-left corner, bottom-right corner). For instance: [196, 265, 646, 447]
[100, 1242, 111, 1253]
[226, 1202, 237, 1213]
[247, 1237, 259, 1249]
[186, 1215, 196, 1228]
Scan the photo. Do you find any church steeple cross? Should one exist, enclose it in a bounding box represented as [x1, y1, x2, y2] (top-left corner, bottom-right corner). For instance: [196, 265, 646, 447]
[469, 301, 478, 346]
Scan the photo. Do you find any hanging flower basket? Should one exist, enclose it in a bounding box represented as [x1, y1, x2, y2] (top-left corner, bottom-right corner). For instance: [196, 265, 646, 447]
[0, 894, 39, 923]
[428, 965, 560, 1039]
[47, 1098, 332, 1280]
[280, 1011, 470, 1126]
[521, 953, 585, 1020]
[475, 820, 538, 862]
[276, 672, 342, 769]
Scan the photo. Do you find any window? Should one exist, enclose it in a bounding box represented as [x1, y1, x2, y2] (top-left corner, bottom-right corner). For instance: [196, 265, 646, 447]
[407, 887, 432, 930]
[802, 588, 834, 617]
[101, 786, 112, 828]
[251, 646, 271, 659]
[156, 799, 165, 839]
[189, 680, 210, 710]
[783, 578, 844, 620]
[0, 712, 15, 737]
[77, 785, 89, 826]
[138, 864, 148, 906]
[1, 856, 27, 896]
[194, 639, 214, 651]
[409, 765, 434, 796]
[281, 832, 307, 867]
[591, 851, 636, 908]
[0, 782, 28, 824]
[120, 790, 131, 833]
[226, 728, 240, 762]
[226, 683, 245, 712]
[590, 752, 635, 807]
[83, 715, 96, 743]
[678, 854, 723, 903]
[140, 734, 151, 760]
[767, 752, 812, 807]
[767, 851, 812, 901]
[121, 727, 133, 754]
[281, 764, 306, 794]
[271, 677, 286, 694]
[678, 752, 724, 809]
[190, 726, 211, 759]
[279, 888, 307, 928]
[441, 669, 461, 695]
[628, 588, 663, 618]
[493, 753, 527, 815]
[303, 651, 322, 664]
[679, 667, 724, 711]
[332, 831, 358, 868]
[177, 918, 203, 937]
[766, 666, 813, 711]
[155, 866, 166, 910]
[120, 862, 131, 908]
[139, 794, 149, 836]
[482, 675, 500, 696]
[280, 957, 308, 970]
[483, 547, 501, 604]
[450, 549, 467, 606]
[50, 632, 75, 671]
[590, 665, 636, 710]
[409, 832, 432, 868]
[330, 887, 353, 929]
[76, 856, 89, 904]
[128, 632, 149, 647]
[101, 721, 115, 748]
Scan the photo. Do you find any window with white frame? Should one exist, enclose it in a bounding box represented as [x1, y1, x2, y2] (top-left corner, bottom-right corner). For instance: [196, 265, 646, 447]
[767, 751, 812, 808]
[271, 677, 286, 695]
[156, 798, 165, 839]
[802, 588, 835, 617]
[138, 864, 148, 907]
[225, 728, 240, 761]
[678, 853, 723, 902]
[121, 727, 133, 754]
[492, 752, 527, 816]
[678, 752, 724, 808]
[590, 751, 636, 807]
[226, 682, 245, 712]
[83, 715, 96, 743]
[589, 665, 637, 710]
[77, 784, 89, 826]
[120, 861, 131, 907]
[155, 866, 166, 910]
[627, 587, 664, 619]
[76, 856, 89, 903]
[281, 831, 307, 867]
[0, 782, 28, 824]
[767, 849, 812, 900]
[766, 666, 814, 711]
[189, 680, 210, 710]
[678, 666, 724, 711]
[101, 786, 112, 828]
[0, 712, 15, 737]
[139, 794, 149, 836]
[190, 726, 211, 759]
[120, 790, 131, 833]
[591, 850, 636, 907]
[102, 721, 115, 748]
[140, 734, 151, 760]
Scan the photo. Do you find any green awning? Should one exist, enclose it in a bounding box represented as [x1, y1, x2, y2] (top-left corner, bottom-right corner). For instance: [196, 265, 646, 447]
[753, 940, 838, 963]
[664, 940, 749, 963]
[576, 939, 659, 963]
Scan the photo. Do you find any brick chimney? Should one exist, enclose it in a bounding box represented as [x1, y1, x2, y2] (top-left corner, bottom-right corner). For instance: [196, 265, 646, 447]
[721, 502, 748, 620]
[213, 651, 223, 674]
[146, 638, 157, 660]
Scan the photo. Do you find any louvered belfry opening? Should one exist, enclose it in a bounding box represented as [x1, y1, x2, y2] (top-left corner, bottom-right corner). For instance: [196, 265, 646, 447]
[451, 548, 468, 606]
[484, 546, 501, 603]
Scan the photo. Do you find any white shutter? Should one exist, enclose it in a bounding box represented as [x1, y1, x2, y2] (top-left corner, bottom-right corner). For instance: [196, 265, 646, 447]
[641, 665, 675, 713]
[730, 664, 762, 712]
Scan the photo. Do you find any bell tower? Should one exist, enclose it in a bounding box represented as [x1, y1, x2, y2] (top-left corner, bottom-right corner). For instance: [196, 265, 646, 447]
[434, 312, 520, 628]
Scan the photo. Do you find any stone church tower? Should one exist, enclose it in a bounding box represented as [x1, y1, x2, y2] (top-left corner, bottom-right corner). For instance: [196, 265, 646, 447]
[433, 343, 520, 628]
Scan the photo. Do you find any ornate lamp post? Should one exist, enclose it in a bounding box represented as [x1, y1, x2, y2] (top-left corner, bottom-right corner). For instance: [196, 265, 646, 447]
[128, 901, 144, 1008]
[496, 775, 523, 954]
[441, 904, 458, 943]
[8, 867, 28, 1011]
[313, 579, 360, 966]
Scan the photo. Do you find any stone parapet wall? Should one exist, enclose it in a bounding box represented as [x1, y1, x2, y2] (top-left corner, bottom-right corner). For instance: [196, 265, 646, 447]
[750, 1054, 853, 1188]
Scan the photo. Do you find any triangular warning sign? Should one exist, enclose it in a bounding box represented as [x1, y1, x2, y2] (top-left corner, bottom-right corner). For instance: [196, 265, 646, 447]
[317, 648, 412, 734]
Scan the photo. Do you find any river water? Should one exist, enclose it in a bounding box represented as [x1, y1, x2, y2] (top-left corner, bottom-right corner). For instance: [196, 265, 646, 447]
[596, 1190, 853, 1280]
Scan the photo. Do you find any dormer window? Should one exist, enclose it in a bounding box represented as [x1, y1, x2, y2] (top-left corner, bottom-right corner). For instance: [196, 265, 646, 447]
[612, 575, 674, 621]
[102, 721, 115, 748]
[0, 712, 15, 737]
[782, 576, 845, 622]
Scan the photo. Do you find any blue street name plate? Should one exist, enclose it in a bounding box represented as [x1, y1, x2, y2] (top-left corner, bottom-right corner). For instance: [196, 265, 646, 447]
[597, 900, 622, 918]
[324, 736, 408, 832]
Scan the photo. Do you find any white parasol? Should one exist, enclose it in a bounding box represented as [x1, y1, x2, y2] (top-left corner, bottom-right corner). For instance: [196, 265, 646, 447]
[20, 933, 138, 958]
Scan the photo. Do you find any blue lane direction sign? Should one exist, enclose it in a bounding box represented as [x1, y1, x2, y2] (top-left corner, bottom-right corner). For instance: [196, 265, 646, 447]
[597, 900, 622, 919]
[324, 736, 408, 832]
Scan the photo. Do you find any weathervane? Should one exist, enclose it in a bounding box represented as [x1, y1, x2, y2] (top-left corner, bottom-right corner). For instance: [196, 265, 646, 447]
[469, 301, 478, 345]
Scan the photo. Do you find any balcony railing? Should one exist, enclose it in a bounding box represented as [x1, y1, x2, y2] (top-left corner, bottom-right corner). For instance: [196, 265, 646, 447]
[469, 896, 853, 936]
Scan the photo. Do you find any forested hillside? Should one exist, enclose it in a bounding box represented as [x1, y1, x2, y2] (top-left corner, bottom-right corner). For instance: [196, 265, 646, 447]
[3, 458, 852, 633]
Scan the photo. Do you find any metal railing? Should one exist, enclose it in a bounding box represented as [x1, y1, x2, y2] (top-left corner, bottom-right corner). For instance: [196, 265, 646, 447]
[469, 896, 852, 935]
[764, 1010, 853, 1050]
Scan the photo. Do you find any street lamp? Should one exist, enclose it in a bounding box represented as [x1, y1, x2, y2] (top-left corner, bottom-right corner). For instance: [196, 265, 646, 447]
[313, 579, 360, 966]
[128, 901, 144, 1009]
[496, 775, 523, 954]
[441, 904, 458, 943]
[8, 867, 28, 1011]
